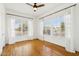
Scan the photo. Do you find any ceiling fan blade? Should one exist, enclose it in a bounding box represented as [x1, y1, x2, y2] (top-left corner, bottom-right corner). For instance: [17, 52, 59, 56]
[26, 3, 33, 6]
[37, 4, 45, 8]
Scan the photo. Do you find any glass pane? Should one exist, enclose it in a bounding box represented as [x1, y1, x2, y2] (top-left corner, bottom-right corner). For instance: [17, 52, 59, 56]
[15, 19, 22, 36]
[22, 21, 28, 35]
[43, 26, 51, 35]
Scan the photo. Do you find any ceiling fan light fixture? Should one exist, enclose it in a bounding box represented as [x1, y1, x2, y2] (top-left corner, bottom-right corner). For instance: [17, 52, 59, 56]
[26, 3, 45, 12]
[33, 7, 37, 12]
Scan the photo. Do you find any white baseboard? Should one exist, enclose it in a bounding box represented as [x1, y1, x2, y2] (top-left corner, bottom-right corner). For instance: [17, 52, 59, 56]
[65, 48, 75, 53]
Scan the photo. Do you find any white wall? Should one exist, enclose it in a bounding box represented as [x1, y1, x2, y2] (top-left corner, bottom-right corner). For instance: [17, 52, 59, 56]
[44, 36, 65, 47]
[0, 4, 6, 55]
[32, 18, 39, 39]
[74, 4, 79, 52]
[32, 18, 44, 40]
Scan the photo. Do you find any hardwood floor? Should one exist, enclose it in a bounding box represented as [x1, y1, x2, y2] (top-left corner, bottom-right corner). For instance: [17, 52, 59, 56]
[1, 39, 79, 56]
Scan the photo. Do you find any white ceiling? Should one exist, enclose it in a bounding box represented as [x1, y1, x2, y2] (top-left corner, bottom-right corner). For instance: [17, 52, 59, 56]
[4, 3, 73, 18]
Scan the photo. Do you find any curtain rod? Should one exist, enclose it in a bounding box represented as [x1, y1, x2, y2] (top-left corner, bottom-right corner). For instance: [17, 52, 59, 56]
[39, 4, 77, 19]
[6, 13, 33, 19]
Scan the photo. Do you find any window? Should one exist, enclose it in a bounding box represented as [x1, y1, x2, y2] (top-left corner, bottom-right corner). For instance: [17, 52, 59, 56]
[43, 16, 65, 37]
[15, 19, 28, 36]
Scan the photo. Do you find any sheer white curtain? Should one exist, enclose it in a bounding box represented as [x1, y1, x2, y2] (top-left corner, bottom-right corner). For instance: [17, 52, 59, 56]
[28, 20, 33, 38]
[64, 6, 76, 52]
[7, 15, 16, 44]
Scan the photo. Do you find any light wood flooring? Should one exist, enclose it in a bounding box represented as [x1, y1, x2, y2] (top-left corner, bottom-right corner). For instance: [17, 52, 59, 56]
[1, 39, 79, 56]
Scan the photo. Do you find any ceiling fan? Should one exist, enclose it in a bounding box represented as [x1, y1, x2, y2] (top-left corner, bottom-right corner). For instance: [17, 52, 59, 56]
[26, 3, 45, 12]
